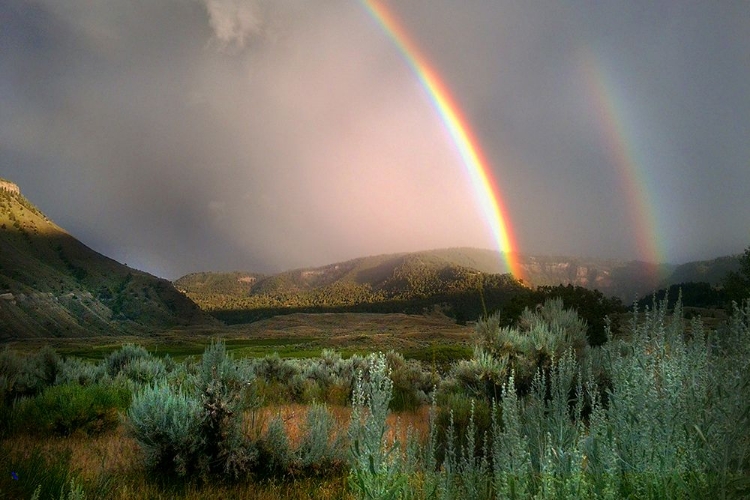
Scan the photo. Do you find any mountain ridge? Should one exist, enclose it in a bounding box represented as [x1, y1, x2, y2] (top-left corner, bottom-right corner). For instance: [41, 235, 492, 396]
[176, 247, 739, 307]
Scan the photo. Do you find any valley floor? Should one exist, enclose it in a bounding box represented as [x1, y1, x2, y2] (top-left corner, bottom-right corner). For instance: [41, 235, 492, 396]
[3, 312, 475, 363]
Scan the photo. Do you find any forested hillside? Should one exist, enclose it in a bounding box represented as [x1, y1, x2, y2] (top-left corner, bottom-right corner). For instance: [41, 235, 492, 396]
[176, 252, 528, 324]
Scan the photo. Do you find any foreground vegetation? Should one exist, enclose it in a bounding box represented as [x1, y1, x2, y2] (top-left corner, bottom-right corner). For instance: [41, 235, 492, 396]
[1, 295, 748, 499]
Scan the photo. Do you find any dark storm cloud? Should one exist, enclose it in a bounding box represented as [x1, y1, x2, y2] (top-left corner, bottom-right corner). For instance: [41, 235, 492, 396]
[1, 0, 748, 279]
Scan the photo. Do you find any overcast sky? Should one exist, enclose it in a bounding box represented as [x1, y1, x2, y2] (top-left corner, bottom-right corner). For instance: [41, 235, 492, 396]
[1, 0, 748, 279]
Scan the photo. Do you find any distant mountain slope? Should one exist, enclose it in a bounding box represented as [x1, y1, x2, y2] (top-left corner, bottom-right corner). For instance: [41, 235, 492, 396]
[0, 179, 209, 339]
[175, 271, 266, 296]
[175, 248, 513, 303]
[661, 256, 739, 287]
[174, 249, 526, 322]
[247, 250, 508, 294]
[516, 255, 674, 300]
[176, 247, 740, 314]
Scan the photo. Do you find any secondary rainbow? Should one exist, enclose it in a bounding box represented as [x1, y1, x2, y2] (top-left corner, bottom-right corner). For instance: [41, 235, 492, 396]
[361, 0, 525, 281]
[580, 49, 663, 266]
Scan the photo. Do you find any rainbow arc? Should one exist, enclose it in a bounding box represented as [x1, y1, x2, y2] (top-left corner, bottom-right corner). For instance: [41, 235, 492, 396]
[361, 1, 526, 282]
[580, 49, 663, 267]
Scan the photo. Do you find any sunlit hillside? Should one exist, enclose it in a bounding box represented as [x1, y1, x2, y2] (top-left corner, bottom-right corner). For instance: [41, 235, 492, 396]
[0, 180, 209, 339]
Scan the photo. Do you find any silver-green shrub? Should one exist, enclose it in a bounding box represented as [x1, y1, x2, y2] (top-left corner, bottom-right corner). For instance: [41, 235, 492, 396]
[128, 340, 258, 480]
[298, 403, 347, 475]
[0, 345, 62, 401]
[256, 404, 346, 478]
[455, 298, 589, 399]
[386, 350, 438, 412]
[257, 415, 294, 476]
[253, 352, 301, 384]
[127, 382, 204, 477]
[56, 358, 108, 386]
[252, 353, 303, 403]
[1, 347, 65, 436]
[456, 401, 491, 500]
[298, 349, 359, 404]
[120, 356, 166, 386]
[197, 340, 257, 479]
[492, 374, 533, 499]
[104, 344, 151, 378]
[349, 295, 748, 499]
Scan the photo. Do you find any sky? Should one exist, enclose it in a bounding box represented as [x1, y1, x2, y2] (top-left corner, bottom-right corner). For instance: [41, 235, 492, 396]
[1, 0, 748, 280]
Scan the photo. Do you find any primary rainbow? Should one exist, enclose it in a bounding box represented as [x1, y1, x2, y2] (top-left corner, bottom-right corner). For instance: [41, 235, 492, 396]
[361, 0, 526, 282]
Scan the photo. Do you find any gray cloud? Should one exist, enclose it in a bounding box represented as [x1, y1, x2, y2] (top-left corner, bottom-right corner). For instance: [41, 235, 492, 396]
[203, 0, 263, 50]
[1, 0, 748, 279]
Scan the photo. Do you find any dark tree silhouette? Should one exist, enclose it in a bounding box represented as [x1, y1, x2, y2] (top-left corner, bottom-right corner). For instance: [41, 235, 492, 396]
[724, 246, 750, 304]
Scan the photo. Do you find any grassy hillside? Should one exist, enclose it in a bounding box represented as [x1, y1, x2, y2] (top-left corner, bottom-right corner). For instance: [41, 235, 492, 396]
[0, 180, 209, 339]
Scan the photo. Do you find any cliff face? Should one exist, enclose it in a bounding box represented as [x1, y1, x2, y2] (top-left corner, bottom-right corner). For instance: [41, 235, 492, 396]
[521, 260, 613, 288]
[516, 256, 675, 300]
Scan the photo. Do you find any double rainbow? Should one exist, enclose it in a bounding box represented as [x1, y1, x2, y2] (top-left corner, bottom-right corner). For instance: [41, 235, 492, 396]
[361, 1, 525, 282]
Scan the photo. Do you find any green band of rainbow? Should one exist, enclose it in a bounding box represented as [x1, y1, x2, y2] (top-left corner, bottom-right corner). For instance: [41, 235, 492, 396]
[361, 0, 524, 281]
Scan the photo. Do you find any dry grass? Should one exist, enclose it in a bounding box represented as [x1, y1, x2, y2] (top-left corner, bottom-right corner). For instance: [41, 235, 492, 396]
[1, 404, 431, 499]
[252, 404, 430, 445]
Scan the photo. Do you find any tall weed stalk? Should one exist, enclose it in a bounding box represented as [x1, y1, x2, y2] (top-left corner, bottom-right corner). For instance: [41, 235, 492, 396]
[348, 353, 406, 499]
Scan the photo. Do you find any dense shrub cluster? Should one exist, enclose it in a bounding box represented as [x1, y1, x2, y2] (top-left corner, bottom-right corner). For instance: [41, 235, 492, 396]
[56, 357, 108, 386]
[344, 297, 750, 500]
[12, 382, 130, 436]
[449, 298, 588, 400]
[0, 345, 61, 403]
[128, 342, 351, 482]
[128, 341, 256, 480]
[243, 348, 430, 409]
[348, 353, 407, 498]
[256, 403, 347, 478]
[1, 345, 65, 436]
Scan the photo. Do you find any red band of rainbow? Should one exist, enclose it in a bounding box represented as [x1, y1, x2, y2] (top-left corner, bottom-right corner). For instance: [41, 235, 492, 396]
[361, 1, 525, 282]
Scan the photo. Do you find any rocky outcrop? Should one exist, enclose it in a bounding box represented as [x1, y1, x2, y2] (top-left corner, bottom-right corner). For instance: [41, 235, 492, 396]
[0, 179, 20, 195]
